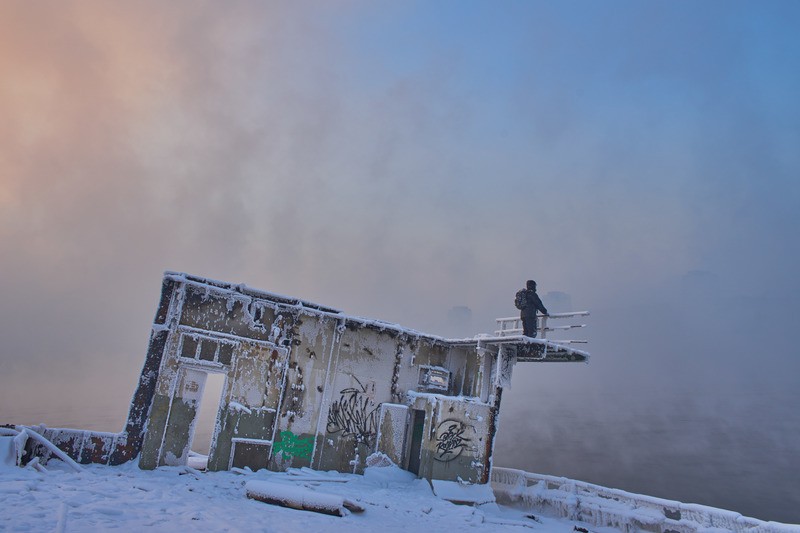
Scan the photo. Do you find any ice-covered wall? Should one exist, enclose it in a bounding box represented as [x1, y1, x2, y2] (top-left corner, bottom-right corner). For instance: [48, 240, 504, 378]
[20, 427, 120, 466]
[135, 272, 507, 483]
[407, 392, 495, 484]
[7, 272, 587, 481]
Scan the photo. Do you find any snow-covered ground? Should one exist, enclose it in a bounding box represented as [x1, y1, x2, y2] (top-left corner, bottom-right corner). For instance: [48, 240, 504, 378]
[0, 460, 591, 532]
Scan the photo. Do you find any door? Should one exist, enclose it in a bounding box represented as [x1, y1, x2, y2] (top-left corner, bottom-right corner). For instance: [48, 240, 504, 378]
[407, 409, 426, 476]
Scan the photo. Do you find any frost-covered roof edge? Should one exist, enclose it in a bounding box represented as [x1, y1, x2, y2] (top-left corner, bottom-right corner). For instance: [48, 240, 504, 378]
[164, 271, 449, 344]
[164, 271, 588, 357]
[165, 271, 342, 314]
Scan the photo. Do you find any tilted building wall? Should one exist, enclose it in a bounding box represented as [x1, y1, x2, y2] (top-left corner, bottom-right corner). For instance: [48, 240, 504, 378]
[17, 272, 587, 484]
[133, 272, 510, 483]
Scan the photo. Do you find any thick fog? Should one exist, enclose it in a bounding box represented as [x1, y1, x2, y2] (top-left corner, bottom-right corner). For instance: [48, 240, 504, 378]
[1, 1, 798, 523]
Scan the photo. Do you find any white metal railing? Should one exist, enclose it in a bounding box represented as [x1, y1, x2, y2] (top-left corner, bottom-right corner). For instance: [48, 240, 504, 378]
[495, 311, 589, 343]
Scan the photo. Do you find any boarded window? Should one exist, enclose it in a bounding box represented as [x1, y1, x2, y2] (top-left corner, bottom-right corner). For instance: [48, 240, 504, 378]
[199, 339, 217, 361]
[418, 366, 450, 392]
[218, 343, 234, 365]
[231, 440, 270, 471]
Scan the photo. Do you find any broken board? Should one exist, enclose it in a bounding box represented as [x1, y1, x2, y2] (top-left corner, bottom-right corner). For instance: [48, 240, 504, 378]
[245, 480, 364, 517]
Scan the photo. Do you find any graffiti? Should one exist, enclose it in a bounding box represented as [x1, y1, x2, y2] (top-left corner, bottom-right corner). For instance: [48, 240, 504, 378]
[326, 376, 380, 447]
[434, 420, 470, 462]
[272, 431, 313, 460]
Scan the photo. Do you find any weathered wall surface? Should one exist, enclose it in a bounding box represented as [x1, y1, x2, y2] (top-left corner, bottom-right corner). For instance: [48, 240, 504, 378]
[65, 273, 508, 484]
[140, 280, 295, 471]
[407, 394, 495, 484]
[23, 428, 120, 465]
[269, 311, 336, 472]
[9, 273, 593, 486]
[316, 325, 406, 473]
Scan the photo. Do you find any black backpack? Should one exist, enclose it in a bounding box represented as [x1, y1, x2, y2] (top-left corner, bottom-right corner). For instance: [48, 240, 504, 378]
[514, 289, 527, 310]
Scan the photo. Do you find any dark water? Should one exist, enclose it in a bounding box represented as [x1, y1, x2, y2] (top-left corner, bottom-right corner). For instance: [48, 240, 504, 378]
[491, 296, 800, 524]
[494, 382, 800, 524]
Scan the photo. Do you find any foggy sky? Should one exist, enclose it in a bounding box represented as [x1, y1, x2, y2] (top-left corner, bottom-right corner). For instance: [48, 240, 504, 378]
[1, 1, 799, 522]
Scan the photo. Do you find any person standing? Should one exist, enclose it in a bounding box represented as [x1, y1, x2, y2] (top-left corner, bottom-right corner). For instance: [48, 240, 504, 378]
[515, 280, 548, 337]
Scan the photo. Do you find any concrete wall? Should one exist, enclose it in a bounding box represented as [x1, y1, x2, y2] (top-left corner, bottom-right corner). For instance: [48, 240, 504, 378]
[407, 393, 495, 484]
[23, 427, 121, 465]
[135, 273, 505, 483]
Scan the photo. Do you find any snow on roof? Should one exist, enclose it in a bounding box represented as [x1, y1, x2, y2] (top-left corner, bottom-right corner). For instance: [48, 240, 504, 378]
[166, 271, 450, 344]
[166, 271, 589, 358]
[165, 271, 342, 314]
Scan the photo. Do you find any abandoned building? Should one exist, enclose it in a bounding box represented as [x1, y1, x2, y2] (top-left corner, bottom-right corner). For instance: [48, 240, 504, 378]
[17, 272, 589, 484]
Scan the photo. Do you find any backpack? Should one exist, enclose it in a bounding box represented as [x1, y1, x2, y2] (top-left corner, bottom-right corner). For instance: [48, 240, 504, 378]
[514, 289, 527, 310]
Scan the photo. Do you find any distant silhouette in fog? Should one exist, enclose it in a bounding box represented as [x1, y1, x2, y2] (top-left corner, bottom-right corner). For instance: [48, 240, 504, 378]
[516, 280, 549, 337]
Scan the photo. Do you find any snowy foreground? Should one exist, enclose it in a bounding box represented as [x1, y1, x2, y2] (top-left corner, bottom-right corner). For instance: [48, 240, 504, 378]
[0, 460, 593, 532]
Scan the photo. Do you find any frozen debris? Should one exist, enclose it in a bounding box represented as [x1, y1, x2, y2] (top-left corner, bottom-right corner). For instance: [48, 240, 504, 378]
[1, 427, 31, 469]
[26, 457, 48, 473]
[365, 452, 395, 468]
[431, 479, 496, 506]
[481, 515, 538, 529]
[245, 480, 365, 517]
[5, 426, 84, 473]
[228, 401, 252, 415]
[286, 467, 351, 483]
[180, 465, 203, 478]
[187, 452, 208, 471]
[0, 436, 16, 470]
[491, 467, 800, 533]
[13, 431, 27, 465]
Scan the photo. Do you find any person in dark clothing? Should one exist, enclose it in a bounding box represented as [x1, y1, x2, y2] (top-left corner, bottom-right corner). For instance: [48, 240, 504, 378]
[518, 280, 548, 337]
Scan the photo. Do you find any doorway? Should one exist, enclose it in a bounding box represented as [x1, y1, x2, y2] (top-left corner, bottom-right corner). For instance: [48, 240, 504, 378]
[407, 409, 426, 476]
[190, 372, 226, 459]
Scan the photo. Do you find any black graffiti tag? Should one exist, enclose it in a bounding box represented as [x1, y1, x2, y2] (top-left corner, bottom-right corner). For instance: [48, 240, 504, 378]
[326, 377, 380, 448]
[434, 420, 470, 462]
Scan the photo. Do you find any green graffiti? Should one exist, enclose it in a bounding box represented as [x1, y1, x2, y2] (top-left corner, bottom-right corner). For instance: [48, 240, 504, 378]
[273, 431, 313, 460]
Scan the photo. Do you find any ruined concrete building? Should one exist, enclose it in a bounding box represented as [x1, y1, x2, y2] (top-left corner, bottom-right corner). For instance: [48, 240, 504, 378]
[22, 272, 589, 484]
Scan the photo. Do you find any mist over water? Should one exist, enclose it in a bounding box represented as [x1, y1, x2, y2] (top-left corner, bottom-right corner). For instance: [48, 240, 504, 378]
[1, 1, 799, 524]
[496, 387, 800, 523]
[496, 278, 800, 523]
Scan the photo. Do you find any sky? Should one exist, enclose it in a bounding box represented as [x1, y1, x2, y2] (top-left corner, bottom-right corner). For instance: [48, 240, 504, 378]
[1, 0, 799, 523]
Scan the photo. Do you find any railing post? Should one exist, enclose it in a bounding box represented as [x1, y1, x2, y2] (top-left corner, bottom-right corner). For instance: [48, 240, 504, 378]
[539, 314, 548, 339]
